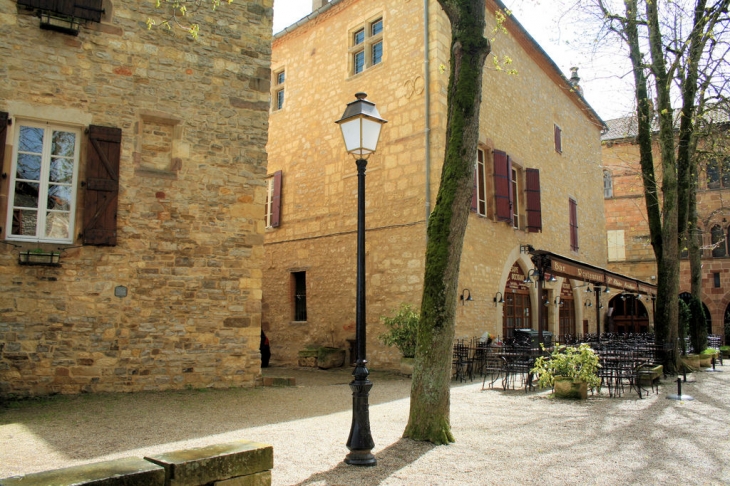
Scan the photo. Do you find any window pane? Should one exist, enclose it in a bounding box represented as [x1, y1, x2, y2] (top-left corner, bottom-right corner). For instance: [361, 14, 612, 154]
[277, 71, 285, 85]
[372, 41, 383, 65]
[371, 19, 383, 35]
[14, 181, 39, 208]
[48, 184, 71, 211]
[708, 160, 720, 189]
[354, 50, 365, 73]
[17, 154, 42, 181]
[277, 89, 285, 110]
[45, 211, 70, 239]
[354, 29, 365, 45]
[50, 157, 74, 183]
[12, 209, 38, 236]
[711, 225, 726, 257]
[51, 131, 76, 157]
[18, 126, 44, 153]
[722, 157, 730, 188]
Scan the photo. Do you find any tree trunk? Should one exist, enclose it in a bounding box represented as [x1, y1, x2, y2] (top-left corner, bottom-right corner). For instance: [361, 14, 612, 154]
[404, 0, 490, 444]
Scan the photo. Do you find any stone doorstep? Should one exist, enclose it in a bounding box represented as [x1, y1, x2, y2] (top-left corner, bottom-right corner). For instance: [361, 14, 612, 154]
[0, 457, 165, 486]
[145, 440, 274, 486]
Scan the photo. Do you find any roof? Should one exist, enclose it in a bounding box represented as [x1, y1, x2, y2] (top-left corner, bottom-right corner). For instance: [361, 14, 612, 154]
[602, 104, 730, 142]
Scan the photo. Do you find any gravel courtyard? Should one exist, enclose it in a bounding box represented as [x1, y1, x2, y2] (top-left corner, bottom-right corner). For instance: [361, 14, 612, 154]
[1, 366, 729, 485]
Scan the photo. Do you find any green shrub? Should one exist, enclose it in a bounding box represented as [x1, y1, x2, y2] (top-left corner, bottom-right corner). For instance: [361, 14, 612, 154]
[531, 343, 601, 390]
[378, 304, 419, 358]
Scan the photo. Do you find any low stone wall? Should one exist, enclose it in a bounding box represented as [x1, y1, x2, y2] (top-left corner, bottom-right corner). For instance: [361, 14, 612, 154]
[0, 440, 272, 486]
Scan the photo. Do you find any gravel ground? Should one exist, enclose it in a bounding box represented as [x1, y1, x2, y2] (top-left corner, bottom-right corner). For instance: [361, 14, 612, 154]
[1, 365, 729, 485]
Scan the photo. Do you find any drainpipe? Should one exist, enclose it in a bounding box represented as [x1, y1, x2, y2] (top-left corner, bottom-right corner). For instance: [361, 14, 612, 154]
[423, 0, 431, 226]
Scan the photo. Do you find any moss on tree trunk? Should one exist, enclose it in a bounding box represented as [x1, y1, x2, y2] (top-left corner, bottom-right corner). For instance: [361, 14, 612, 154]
[403, 0, 490, 445]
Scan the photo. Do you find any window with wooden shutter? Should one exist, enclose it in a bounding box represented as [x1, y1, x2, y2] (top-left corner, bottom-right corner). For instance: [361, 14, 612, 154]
[569, 198, 579, 252]
[554, 124, 562, 154]
[525, 168, 542, 232]
[266, 170, 282, 228]
[0, 112, 8, 236]
[493, 150, 512, 223]
[83, 125, 121, 246]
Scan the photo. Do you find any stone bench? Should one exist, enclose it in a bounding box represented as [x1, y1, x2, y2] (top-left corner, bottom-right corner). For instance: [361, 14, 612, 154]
[0, 457, 165, 486]
[0, 440, 273, 486]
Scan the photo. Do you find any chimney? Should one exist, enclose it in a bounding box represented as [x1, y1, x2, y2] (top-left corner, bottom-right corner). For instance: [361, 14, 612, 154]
[569, 67, 583, 96]
[312, 0, 329, 9]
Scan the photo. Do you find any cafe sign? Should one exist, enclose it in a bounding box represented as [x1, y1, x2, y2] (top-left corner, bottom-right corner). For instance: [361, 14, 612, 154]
[548, 258, 605, 285]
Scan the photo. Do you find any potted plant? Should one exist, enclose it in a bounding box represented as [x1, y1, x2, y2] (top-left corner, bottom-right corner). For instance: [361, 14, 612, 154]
[531, 343, 600, 399]
[699, 348, 718, 368]
[681, 353, 700, 371]
[378, 303, 418, 376]
[720, 345, 730, 359]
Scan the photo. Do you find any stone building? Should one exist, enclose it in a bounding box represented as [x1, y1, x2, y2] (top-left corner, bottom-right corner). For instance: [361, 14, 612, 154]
[263, 0, 633, 369]
[602, 114, 729, 339]
[0, 0, 272, 397]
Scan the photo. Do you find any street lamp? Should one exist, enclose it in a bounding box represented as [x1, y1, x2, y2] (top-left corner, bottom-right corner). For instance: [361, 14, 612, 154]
[336, 92, 387, 467]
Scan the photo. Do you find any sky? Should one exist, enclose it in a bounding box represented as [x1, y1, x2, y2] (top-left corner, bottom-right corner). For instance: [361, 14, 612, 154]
[271, 0, 635, 121]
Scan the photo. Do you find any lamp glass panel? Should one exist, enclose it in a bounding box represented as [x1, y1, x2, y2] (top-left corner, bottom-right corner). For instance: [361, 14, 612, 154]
[361, 118, 382, 153]
[339, 117, 363, 154]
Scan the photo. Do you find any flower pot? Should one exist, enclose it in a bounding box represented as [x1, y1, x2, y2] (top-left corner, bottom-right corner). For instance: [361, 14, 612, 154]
[399, 357, 415, 377]
[553, 376, 587, 399]
[681, 354, 700, 370]
[699, 355, 713, 368]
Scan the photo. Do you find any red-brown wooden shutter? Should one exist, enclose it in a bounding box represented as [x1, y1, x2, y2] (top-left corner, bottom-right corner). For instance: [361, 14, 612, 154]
[569, 198, 579, 251]
[494, 150, 512, 223]
[525, 168, 542, 232]
[554, 124, 562, 153]
[271, 170, 282, 228]
[83, 125, 121, 246]
[0, 112, 7, 175]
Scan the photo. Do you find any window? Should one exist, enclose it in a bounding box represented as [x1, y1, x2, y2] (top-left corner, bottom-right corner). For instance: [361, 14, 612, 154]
[491, 149, 541, 232]
[711, 224, 726, 257]
[265, 171, 282, 228]
[569, 198, 579, 252]
[554, 124, 562, 154]
[292, 271, 307, 321]
[472, 148, 487, 216]
[7, 120, 81, 243]
[1, 113, 120, 247]
[707, 157, 730, 189]
[607, 230, 626, 261]
[349, 17, 384, 75]
[714, 272, 721, 288]
[273, 69, 285, 111]
[604, 171, 613, 198]
[511, 168, 520, 228]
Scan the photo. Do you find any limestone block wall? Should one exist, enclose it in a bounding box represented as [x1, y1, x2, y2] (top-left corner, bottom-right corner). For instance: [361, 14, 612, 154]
[0, 0, 273, 397]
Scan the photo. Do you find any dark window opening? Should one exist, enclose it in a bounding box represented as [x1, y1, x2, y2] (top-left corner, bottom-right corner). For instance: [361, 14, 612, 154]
[711, 224, 726, 257]
[714, 272, 721, 288]
[293, 271, 307, 321]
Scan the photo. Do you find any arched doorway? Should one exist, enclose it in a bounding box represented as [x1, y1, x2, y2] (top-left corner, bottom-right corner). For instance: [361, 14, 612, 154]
[559, 281, 576, 337]
[679, 292, 712, 334]
[503, 263, 532, 338]
[608, 294, 650, 334]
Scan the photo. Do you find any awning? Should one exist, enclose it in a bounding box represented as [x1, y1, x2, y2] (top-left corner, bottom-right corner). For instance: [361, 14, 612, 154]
[530, 249, 657, 296]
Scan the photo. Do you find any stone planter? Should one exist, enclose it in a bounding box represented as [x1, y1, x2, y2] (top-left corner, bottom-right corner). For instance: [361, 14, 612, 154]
[681, 354, 700, 370]
[399, 357, 415, 377]
[317, 347, 345, 369]
[721, 349, 730, 359]
[553, 376, 587, 400]
[699, 354, 713, 368]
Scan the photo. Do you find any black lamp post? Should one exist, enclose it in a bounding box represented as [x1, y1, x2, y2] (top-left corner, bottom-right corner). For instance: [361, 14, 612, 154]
[335, 92, 387, 467]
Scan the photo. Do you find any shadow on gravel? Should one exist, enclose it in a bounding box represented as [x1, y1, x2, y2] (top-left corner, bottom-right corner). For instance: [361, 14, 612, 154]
[293, 438, 436, 486]
[0, 367, 413, 463]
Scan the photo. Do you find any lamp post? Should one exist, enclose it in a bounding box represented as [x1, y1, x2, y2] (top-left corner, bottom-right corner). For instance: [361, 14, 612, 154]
[335, 92, 387, 467]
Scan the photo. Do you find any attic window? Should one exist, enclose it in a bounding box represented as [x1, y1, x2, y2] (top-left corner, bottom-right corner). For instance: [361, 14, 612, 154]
[17, 0, 104, 35]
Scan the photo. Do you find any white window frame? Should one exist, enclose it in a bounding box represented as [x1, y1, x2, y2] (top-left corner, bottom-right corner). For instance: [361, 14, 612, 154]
[6, 119, 81, 244]
[349, 16, 384, 76]
[273, 68, 285, 111]
[475, 147, 487, 216]
[265, 175, 275, 228]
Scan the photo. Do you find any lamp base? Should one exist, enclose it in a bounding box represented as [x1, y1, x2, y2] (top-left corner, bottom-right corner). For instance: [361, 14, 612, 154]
[344, 450, 377, 466]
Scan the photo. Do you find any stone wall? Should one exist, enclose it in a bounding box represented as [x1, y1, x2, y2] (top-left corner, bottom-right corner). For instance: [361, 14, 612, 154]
[264, 0, 606, 369]
[0, 0, 273, 396]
